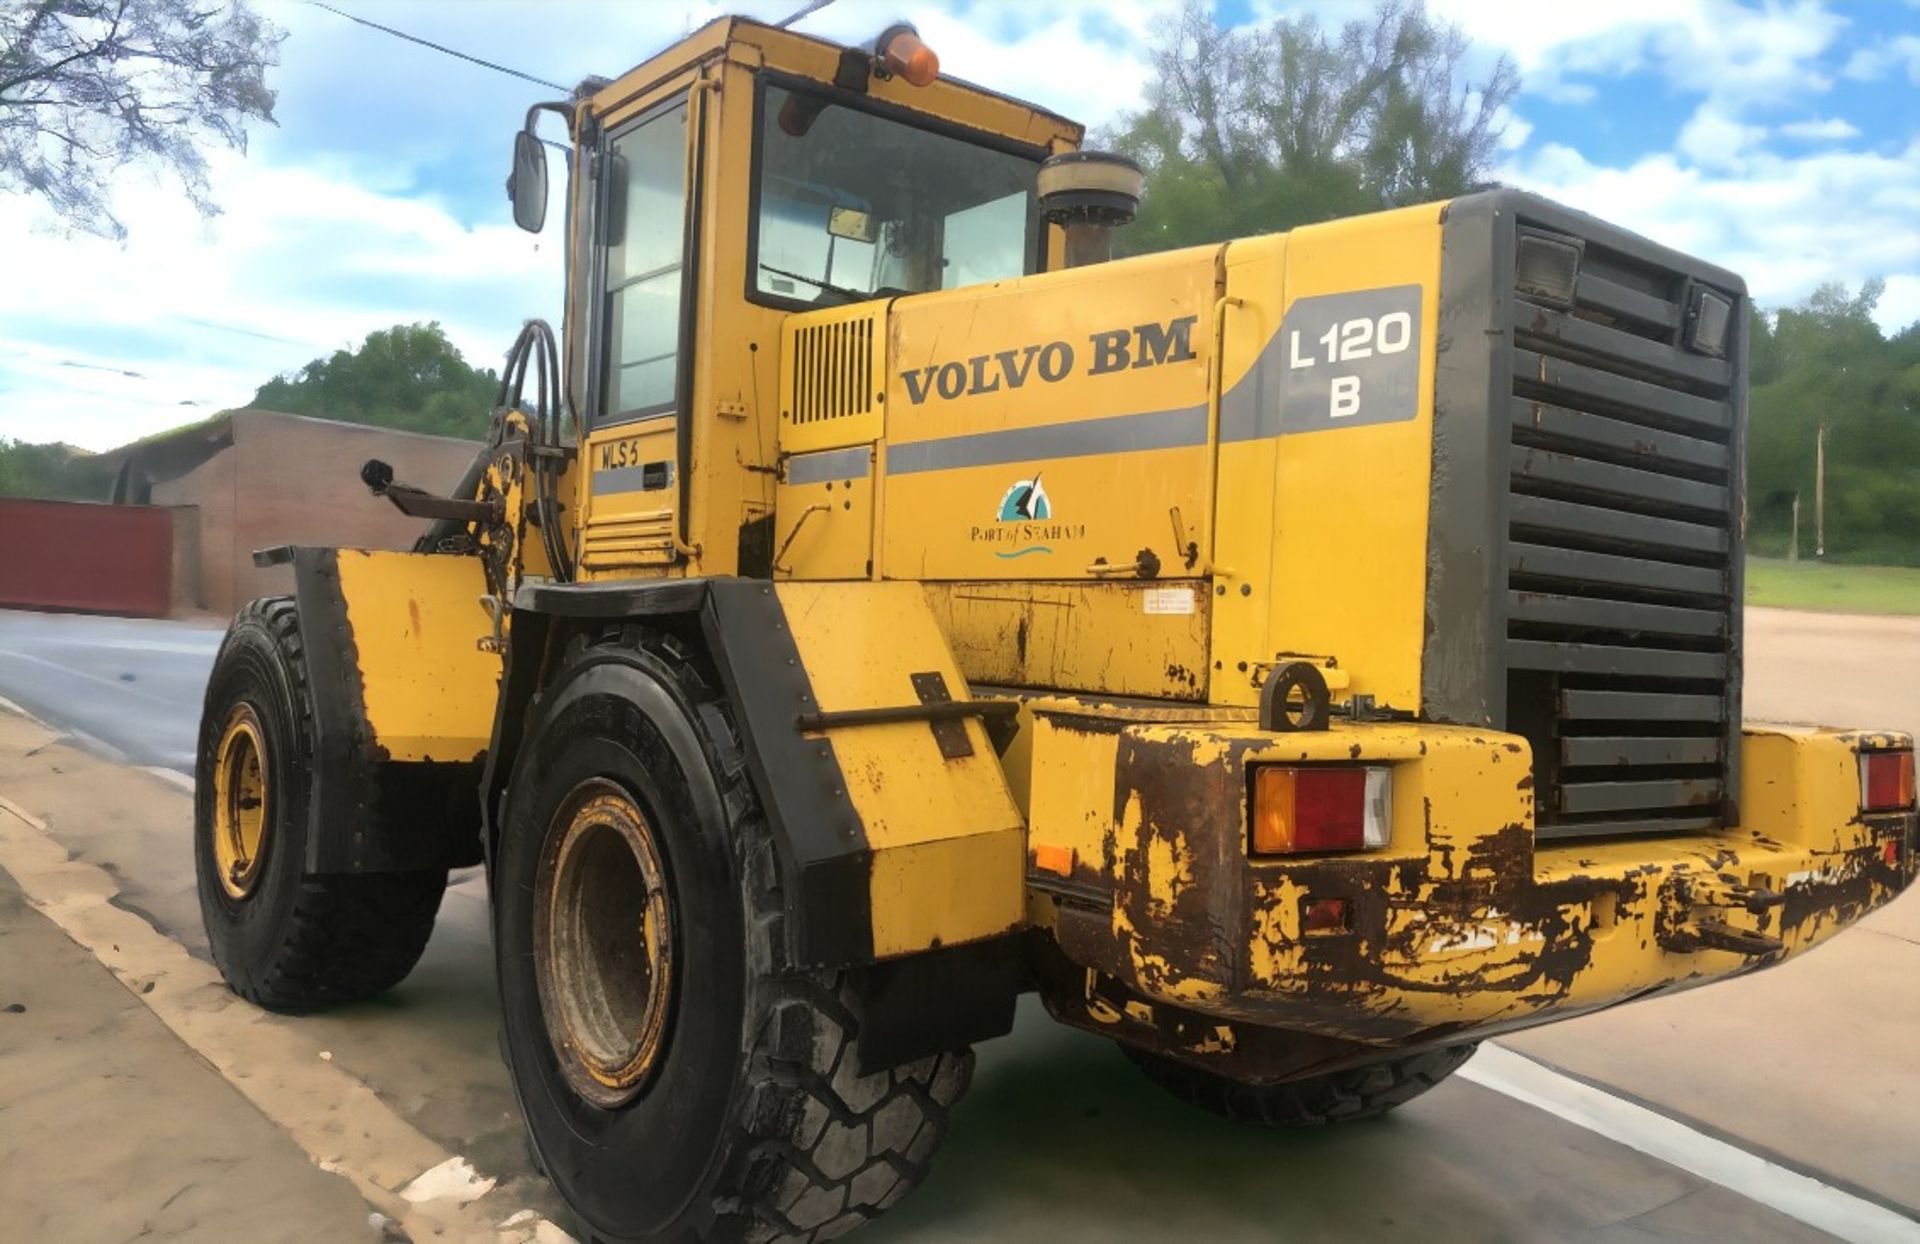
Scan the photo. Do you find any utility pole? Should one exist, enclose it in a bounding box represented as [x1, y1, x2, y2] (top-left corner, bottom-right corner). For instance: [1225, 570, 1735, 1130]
[1815, 423, 1827, 559]
[1790, 493, 1800, 562]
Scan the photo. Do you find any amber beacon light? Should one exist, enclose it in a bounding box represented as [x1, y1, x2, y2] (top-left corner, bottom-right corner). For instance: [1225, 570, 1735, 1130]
[878, 23, 940, 87]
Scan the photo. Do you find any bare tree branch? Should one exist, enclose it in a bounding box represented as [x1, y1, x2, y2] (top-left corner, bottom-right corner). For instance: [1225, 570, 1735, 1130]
[0, 0, 282, 240]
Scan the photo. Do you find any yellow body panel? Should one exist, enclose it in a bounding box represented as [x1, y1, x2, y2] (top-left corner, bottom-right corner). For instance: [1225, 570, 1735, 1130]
[334, 550, 499, 763]
[1209, 206, 1445, 708]
[773, 465, 874, 580]
[774, 580, 1026, 957]
[879, 248, 1218, 581]
[581, 421, 681, 571]
[924, 579, 1211, 701]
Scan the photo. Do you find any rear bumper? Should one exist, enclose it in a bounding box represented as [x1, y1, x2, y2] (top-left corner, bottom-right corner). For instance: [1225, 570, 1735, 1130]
[1023, 710, 1915, 1059]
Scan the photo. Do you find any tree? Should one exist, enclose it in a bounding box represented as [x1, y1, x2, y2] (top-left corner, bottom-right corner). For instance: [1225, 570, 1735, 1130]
[0, 0, 283, 240]
[1105, 0, 1517, 254]
[251, 322, 501, 440]
[1747, 280, 1920, 565]
[0, 437, 108, 499]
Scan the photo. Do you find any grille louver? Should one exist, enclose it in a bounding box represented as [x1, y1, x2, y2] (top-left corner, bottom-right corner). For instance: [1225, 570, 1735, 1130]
[790, 318, 875, 427]
[1504, 231, 1742, 841]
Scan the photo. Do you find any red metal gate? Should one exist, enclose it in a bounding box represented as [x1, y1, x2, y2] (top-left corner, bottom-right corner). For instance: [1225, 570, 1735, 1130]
[0, 499, 173, 618]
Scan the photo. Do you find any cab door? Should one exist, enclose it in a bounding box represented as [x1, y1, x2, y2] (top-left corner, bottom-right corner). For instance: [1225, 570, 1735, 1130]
[579, 95, 694, 574]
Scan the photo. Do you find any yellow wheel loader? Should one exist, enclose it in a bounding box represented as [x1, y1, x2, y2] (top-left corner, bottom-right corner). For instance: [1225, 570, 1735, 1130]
[194, 16, 1918, 1242]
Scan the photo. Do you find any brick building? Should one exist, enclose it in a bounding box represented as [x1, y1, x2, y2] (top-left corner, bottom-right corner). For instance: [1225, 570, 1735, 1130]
[99, 410, 481, 617]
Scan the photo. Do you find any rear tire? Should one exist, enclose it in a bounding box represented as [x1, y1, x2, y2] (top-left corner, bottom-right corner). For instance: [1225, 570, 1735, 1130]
[194, 597, 446, 1011]
[1122, 1041, 1478, 1126]
[495, 626, 969, 1243]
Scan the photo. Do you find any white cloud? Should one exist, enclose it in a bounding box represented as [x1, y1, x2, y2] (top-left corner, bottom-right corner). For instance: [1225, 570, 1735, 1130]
[1500, 136, 1920, 334]
[1676, 105, 1767, 172]
[1841, 33, 1920, 83]
[1777, 115, 1863, 140]
[0, 151, 559, 450]
[1497, 111, 1534, 152]
[1430, 0, 1847, 114]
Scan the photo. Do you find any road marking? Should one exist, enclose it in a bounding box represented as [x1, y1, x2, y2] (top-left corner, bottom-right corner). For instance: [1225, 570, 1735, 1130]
[0, 781, 562, 1243]
[1466, 1042, 1920, 1243]
[141, 766, 196, 794]
[40, 637, 224, 655]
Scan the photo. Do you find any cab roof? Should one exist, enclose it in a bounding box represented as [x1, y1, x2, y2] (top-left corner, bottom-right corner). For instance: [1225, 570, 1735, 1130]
[583, 15, 1083, 152]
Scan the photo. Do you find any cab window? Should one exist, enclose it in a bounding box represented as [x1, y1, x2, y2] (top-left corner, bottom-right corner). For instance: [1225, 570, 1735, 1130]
[601, 101, 688, 422]
[751, 83, 1040, 306]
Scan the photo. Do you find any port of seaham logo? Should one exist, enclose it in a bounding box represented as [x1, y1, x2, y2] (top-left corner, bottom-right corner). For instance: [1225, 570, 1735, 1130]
[997, 476, 1050, 522]
[973, 475, 1083, 560]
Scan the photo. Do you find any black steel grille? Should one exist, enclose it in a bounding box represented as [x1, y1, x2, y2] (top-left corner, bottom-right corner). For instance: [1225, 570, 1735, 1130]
[1503, 223, 1743, 841]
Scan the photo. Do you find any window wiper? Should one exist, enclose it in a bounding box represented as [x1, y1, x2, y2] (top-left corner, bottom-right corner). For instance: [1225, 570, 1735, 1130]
[760, 262, 867, 305]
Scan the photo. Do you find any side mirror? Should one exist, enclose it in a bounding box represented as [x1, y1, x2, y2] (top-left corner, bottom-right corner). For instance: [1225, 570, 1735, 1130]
[508, 129, 547, 233]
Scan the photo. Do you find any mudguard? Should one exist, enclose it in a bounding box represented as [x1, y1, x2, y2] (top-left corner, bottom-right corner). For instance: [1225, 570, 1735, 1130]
[263, 546, 495, 873]
[505, 576, 1027, 969]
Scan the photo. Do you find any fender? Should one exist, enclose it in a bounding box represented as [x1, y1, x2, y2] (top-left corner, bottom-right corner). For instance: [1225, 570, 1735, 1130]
[260, 545, 492, 874]
[498, 577, 1027, 963]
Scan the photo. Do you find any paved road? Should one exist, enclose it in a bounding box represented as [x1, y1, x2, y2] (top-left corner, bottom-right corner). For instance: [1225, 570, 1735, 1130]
[2, 602, 1917, 1242]
[0, 609, 222, 772]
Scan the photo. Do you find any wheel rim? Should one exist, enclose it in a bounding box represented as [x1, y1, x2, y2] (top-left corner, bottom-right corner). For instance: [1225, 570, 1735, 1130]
[212, 705, 270, 900]
[533, 778, 676, 1109]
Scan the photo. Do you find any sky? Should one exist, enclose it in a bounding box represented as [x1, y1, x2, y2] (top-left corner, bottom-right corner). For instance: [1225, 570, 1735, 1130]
[2, 0, 1917, 451]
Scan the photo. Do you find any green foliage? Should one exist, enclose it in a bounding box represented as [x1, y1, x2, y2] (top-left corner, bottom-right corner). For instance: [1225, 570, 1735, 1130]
[1105, 0, 1517, 254]
[1747, 280, 1920, 566]
[0, 439, 110, 500]
[250, 322, 499, 440]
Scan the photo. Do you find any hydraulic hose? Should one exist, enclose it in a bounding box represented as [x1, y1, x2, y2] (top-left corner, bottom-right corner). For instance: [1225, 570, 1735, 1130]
[413, 318, 575, 582]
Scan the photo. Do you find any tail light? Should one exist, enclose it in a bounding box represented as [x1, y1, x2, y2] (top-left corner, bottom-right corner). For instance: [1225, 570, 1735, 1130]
[1251, 766, 1391, 855]
[1860, 750, 1915, 812]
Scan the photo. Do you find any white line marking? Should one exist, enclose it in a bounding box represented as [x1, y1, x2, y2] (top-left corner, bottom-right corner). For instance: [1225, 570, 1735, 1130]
[141, 766, 196, 794]
[1467, 1043, 1920, 1243]
[40, 637, 224, 655]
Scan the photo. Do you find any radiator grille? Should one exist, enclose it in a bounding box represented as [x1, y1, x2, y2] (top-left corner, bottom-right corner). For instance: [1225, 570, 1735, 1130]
[790, 318, 875, 426]
[1503, 228, 1742, 841]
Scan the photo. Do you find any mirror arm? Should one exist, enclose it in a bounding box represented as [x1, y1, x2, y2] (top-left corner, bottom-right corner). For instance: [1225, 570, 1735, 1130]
[524, 99, 575, 141]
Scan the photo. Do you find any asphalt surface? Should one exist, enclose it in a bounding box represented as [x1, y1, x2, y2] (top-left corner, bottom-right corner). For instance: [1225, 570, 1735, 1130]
[0, 608, 222, 772]
[2, 602, 1917, 1243]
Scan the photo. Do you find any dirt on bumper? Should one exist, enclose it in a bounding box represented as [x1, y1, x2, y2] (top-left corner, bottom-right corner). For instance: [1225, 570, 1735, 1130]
[1025, 712, 1917, 1060]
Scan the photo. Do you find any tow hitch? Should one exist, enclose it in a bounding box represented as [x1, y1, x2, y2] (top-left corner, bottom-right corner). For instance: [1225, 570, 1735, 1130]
[1664, 874, 1787, 956]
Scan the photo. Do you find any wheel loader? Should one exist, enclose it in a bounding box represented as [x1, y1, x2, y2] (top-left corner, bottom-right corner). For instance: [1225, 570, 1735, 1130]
[195, 15, 1918, 1242]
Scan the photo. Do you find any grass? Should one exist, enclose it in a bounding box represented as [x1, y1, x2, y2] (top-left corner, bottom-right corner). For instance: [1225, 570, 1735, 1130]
[1744, 557, 1920, 616]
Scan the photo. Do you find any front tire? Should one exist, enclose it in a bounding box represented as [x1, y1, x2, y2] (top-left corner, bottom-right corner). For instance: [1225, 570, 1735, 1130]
[495, 627, 969, 1243]
[194, 597, 446, 1010]
[1123, 1041, 1478, 1127]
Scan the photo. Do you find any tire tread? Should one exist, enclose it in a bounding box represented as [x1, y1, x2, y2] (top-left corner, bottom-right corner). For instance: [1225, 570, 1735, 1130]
[204, 597, 446, 1013]
[577, 627, 971, 1243]
[1123, 1041, 1477, 1128]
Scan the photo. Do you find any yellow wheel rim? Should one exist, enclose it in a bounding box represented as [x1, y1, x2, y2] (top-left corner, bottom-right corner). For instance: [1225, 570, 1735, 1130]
[533, 779, 676, 1108]
[212, 705, 270, 900]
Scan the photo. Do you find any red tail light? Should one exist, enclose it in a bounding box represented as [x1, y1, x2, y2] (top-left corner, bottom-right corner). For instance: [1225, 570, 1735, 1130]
[1860, 750, 1915, 812]
[1251, 766, 1391, 855]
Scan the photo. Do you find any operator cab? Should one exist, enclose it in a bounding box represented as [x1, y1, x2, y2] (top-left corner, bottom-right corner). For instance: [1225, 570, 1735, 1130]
[500, 16, 1091, 577]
